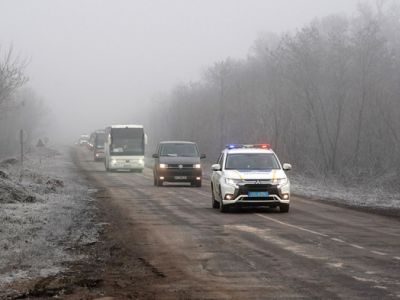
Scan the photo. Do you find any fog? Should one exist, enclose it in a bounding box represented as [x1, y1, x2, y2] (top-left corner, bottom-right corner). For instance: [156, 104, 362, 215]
[0, 0, 363, 142]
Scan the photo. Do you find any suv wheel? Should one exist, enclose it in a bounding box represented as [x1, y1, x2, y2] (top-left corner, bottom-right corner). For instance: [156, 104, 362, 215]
[219, 200, 228, 213]
[219, 187, 228, 213]
[279, 203, 289, 213]
[211, 185, 219, 209]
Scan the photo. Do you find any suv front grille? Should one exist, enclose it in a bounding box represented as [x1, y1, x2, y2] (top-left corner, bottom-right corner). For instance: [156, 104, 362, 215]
[237, 184, 279, 195]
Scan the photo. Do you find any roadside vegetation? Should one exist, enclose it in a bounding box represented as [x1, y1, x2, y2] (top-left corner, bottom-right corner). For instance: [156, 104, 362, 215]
[0, 46, 47, 158]
[149, 2, 400, 189]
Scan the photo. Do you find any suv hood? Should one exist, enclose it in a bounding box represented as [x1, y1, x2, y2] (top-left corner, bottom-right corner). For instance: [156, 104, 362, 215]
[159, 156, 200, 164]
[224, 169, 287, 180]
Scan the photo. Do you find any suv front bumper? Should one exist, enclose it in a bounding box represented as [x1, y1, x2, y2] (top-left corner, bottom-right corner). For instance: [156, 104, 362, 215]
[221, 182, 290, 206]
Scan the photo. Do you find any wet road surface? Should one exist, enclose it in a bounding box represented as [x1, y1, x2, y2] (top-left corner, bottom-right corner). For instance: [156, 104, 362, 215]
[76, 148, 400, 299]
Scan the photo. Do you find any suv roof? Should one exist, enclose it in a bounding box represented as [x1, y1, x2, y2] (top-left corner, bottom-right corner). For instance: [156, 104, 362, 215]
[223, 144, 275, 154]
[225, 148, 275, 154]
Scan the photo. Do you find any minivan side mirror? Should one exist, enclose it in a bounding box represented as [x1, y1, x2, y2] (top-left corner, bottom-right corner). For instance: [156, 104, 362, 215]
[200, 154, 206, 159]
[152, 153, 159, 158]
[211, 164, 221, 171]
[283, 163, 292, 171]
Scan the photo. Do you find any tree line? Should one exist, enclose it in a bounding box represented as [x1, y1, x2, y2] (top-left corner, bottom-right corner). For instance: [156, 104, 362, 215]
[148, 2, 400, 179]
[0, 46, 46, 157]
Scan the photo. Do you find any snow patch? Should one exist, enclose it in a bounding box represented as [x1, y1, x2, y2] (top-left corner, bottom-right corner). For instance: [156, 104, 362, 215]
[0, 146, 100, 287]
[291, 173, 400, 210]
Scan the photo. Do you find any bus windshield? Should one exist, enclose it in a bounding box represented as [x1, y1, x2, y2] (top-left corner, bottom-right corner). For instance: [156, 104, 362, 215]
[110, 128, 144, 156]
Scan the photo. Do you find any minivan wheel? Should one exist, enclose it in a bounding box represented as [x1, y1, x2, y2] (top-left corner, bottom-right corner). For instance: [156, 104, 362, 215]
[156, 178, 164, 186]
[279, 203, 289, 213]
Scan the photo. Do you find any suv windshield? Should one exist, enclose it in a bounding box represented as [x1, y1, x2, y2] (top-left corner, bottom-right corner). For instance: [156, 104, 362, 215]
[225, 153, 280, 170]
[160, 143, 199, 157]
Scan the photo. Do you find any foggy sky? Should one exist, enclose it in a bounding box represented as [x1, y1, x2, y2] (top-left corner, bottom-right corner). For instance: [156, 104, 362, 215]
[0, 0, 365, 142]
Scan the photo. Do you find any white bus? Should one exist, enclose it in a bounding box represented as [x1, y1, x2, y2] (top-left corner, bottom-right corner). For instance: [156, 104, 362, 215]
[104, 125, 146, 172]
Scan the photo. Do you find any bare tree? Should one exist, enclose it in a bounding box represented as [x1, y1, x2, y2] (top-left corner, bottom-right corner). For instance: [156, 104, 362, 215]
[148, 2, 400, 183]
[0, 45, 28, 110]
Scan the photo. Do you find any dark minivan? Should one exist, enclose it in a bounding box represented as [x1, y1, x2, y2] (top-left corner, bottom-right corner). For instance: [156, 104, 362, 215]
[152, 141, 206, 187]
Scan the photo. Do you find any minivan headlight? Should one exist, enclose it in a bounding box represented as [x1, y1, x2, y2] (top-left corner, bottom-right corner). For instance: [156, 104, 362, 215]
[159, 163, 167, 168]
[193, 164, 201, 169]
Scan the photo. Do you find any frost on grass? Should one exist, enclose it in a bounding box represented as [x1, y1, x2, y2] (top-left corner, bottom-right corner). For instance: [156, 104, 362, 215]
[0, 146, 99, 287]
[291, 172, 400, 210]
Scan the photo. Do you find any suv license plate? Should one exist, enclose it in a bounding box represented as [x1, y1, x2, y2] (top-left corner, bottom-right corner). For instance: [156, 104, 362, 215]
[248, 191, 269, 197]
[174, 176, 187, 180]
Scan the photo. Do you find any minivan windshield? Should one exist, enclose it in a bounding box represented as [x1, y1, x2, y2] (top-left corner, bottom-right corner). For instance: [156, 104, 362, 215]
[225, 153, 280, 170]
[95, 133, 105, 149]
[160, 143, 199, 157]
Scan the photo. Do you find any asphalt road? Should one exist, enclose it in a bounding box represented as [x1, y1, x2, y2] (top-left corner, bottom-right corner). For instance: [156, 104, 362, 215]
[76, 148, 400, 299]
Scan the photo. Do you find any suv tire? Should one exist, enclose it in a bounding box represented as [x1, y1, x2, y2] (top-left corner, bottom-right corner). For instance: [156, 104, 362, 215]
[211, 185, 219, 209]
[279, 203, 289, 213]
[219, 187, 228, 213]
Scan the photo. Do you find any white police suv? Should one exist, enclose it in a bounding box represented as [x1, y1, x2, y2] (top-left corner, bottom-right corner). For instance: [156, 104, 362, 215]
[211, 144, 292, 213]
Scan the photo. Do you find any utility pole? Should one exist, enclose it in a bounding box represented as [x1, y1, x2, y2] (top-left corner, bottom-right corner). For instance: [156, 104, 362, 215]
[20, 129, 24, 168]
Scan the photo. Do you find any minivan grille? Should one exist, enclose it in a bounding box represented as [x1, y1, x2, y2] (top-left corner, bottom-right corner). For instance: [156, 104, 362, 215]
[167, 164, 193, 169]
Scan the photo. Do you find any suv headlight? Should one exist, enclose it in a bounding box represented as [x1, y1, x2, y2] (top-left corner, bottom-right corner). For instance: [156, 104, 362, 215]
[225, 178, 242, 185]
[193, 164, 201, 169]
[159, 163, 167, 168]
[272, 178, 288, 186]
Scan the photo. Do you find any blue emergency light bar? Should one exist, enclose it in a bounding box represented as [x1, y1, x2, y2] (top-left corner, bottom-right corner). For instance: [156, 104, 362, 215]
[225, 144, 271, 149]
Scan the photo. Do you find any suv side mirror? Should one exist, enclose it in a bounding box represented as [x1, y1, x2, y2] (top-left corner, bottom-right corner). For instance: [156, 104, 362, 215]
[200, 154, 206, 159]
[283, 163, 292, 171]
[211, 164, 221, 171]
[152, 153, 159, 158]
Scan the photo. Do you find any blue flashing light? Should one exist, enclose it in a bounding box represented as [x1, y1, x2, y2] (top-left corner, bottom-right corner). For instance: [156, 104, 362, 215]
[226, 144, 243, 149]
[225, 144, 271, 150]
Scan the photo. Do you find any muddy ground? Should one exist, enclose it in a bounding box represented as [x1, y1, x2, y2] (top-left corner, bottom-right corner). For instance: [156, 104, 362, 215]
[1, 148, 174, 300]
[2, 146, 400, 300]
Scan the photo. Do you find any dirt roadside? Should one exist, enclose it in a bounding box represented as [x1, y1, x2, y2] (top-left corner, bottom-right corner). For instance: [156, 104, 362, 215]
[65, 149, 220, 300]
[0, 148, 175, 300]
